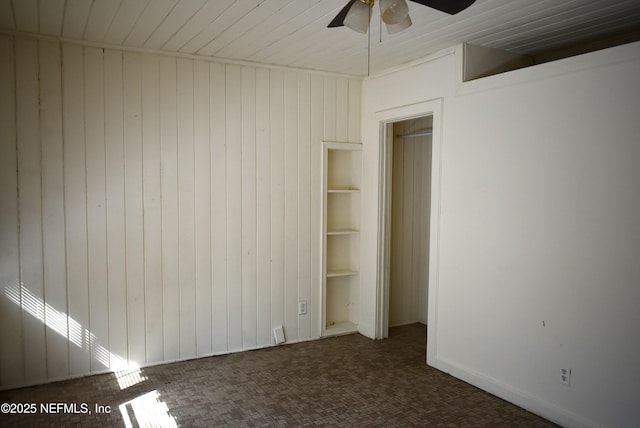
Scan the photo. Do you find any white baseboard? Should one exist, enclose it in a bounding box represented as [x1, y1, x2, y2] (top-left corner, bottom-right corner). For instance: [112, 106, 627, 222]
[429, 355, 600, 428]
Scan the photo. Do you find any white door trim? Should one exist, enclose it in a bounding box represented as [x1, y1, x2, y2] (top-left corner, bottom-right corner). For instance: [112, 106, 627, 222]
[374, 98, 443, 366]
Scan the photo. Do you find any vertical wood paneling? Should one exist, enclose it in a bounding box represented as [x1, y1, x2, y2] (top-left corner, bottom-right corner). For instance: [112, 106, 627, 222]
[104, 49, 128, 369]
[418, 116, 432, 325]
[297, 73, 311, 340]
[401, 130, 415, 323]
[335, 78, 348, 142]
[225, 64, 243, 351]
[0, 35, 24, 387]
[255, 67, 271, 347]
[62, 43, 90, 376]
[194, 60, 212, 356]
[123, 52, 146, 365]
[323, 77, 336, 142]
[410, 139, 423, 322]
[1, 36, 363, 387]
[177, 58, 196, 357]
[284, 71, 299, 342]
[159, 55, 180, 361]
[390, 128, 404, 326]
[210, 62, 228, 353]
[417, 136, 430, 325]
[84, 46, 109, 372]
[16, 37, 46, 383]
[310, 75, 324, 338]
[241, 66, 257, 349]
[142, 53, 164, 364]
[348, 79, 361, 143]
[270, 69, 285, 344]
[39, 40, 69, 379]
[420, 131, 432, 325]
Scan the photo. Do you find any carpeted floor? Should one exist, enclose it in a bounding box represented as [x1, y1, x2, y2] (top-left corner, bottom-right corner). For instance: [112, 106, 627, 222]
[0, 323, 556, 427]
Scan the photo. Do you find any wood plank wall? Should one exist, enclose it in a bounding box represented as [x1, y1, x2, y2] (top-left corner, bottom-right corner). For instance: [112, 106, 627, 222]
[0, 35, 361, 388]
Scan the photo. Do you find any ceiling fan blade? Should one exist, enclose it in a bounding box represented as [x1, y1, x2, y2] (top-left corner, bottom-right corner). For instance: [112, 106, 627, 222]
[409, 0, 476, 15]
[328, 0, 358, 27]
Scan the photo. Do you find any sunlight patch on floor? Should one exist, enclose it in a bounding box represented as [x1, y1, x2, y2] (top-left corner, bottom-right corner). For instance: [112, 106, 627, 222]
[115, 368, 148, 390]
[119, 390, 178, 428]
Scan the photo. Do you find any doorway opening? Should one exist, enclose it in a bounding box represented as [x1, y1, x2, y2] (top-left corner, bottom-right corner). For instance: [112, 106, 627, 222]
[388, 116, 432, 332]
[375, 98, 442, 365]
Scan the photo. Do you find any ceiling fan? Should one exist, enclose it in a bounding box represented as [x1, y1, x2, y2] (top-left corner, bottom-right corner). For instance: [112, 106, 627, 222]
[328, 0, 476, 34]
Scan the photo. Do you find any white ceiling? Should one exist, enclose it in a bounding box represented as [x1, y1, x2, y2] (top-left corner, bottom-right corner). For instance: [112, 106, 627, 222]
[1, 0, 640, 76]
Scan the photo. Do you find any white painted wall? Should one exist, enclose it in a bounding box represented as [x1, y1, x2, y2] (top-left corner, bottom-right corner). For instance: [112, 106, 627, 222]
[360, 51, 455, 340]
[360, 43, 640, 427]
[0, 34, 361, 389]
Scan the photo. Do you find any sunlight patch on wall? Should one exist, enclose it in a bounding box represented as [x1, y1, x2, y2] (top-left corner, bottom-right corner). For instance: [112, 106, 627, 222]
[4, 282, 131, 371]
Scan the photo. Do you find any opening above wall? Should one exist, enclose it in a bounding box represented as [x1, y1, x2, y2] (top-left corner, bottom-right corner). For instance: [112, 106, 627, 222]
[529, 27, 640, 64]
[463, 26, 640, 82]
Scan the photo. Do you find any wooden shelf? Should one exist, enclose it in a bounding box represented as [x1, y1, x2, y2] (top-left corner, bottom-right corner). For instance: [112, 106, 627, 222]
[328, 188, 360, 193]
[322, 142, 361, 337]
[327, 228, 359, 235]
[326, 269, 358, 278]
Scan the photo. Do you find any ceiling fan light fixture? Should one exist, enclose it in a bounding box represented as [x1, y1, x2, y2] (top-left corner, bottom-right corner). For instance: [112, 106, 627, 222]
[344, 0, 374, 34]
[380, 0, 410, 25]
[385, 14, 412, 34]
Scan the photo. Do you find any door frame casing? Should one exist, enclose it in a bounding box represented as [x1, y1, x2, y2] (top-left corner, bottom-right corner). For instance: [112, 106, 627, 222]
[374, 98, 443, 366]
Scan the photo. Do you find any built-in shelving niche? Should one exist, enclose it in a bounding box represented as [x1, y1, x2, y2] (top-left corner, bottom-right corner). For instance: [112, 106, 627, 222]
[321, 142, 361, 336]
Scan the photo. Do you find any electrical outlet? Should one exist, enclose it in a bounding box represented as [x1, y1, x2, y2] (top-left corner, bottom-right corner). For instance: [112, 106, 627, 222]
[559, 368, 571, 386]
[298, 300, 307, 315]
